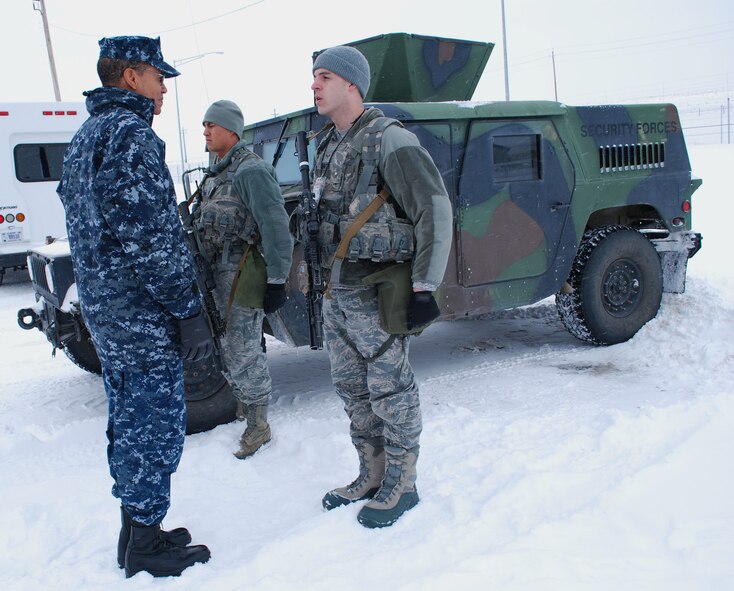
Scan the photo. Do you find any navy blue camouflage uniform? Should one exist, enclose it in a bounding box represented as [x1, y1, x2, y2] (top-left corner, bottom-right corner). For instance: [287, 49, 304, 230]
[57, 86, 201, 526]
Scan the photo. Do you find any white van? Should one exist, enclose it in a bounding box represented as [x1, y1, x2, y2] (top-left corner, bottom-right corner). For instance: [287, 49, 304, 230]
[0, 102, 87, 283]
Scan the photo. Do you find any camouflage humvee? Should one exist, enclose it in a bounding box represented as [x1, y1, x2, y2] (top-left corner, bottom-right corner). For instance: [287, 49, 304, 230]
[18, 33, 701, 433]
[244, 32, 701, 349]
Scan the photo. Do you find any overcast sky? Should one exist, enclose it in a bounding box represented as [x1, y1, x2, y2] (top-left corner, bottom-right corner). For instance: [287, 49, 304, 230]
[6, 0, 733, 165]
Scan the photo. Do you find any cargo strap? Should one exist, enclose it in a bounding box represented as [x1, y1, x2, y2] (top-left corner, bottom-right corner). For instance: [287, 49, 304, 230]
[364, 334, 397, 362]
[326, 188, 390, 298]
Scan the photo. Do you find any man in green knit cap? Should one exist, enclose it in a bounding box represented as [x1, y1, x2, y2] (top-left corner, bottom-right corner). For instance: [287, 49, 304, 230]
[192, 99, 293, 459]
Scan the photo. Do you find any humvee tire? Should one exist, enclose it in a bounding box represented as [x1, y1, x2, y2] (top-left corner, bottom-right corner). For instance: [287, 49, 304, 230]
[556, 225, 663, 345]
[62, 328, 236, 434]
[62, 319, 103, 375]
[181, 354, 237, 434]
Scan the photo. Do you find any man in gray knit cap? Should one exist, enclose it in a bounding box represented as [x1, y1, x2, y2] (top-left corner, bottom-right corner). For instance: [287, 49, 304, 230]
[190, 99, 292, 459]
[310, 46, 453, 528]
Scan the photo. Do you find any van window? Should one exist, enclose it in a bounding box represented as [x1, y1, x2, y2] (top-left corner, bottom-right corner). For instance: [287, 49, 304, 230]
[14, 143, 69, 183]
[492, 135, 540, 182]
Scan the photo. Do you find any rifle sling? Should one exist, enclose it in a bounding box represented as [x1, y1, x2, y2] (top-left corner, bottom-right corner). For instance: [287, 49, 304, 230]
[327, 188, 390, 298]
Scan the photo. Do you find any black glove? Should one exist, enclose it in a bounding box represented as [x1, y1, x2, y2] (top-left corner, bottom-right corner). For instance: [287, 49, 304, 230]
[178, 311, 214, 362]
[407, 291, 440, 331]
[263, 283, 287, 314]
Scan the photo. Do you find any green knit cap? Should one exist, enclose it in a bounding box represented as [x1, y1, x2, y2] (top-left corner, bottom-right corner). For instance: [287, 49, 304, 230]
[203, 100, 244, 138]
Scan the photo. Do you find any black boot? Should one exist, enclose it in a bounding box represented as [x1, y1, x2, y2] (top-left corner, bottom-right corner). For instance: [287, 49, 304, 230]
[125, 522, 210, 578]
[117, 507, 192, 569]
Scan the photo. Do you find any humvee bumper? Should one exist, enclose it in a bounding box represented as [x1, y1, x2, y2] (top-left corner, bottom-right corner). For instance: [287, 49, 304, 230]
[650, 231, 702, 294]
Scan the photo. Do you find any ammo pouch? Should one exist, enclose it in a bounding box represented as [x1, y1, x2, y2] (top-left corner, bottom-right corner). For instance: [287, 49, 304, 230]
[319, 204, 415, 265]
[193, 193, 258, 264]
[362, 263, 435, 336]
[337, 215, 414, 263]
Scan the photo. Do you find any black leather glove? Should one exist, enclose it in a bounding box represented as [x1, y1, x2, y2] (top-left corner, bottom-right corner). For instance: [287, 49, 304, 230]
[178, 311, 214, 362]
[263, 283, 287, 314]
[407, 291, 440, 331]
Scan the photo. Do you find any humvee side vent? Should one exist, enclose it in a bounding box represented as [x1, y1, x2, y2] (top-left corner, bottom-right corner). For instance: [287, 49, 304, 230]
[599, 142, 666, 173]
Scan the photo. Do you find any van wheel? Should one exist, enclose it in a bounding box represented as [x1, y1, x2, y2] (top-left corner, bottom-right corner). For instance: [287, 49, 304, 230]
[183, 354, 237, 434]
[556, 225, 663, 345]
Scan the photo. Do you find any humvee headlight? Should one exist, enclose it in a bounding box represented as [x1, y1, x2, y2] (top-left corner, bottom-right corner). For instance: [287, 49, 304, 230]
[671, 217, 685, 227]
[45, 263, 55, 294]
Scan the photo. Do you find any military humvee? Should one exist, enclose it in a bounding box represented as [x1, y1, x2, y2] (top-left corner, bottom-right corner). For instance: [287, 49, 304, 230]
[17, 33, 702, 433]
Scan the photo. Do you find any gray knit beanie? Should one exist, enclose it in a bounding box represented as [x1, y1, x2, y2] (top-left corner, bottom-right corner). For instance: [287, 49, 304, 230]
[203, 100, 244, 139]
[312, 46, 370, 98]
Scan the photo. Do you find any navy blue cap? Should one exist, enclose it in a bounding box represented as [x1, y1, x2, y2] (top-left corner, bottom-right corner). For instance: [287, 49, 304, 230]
[98, 36, 180, 78]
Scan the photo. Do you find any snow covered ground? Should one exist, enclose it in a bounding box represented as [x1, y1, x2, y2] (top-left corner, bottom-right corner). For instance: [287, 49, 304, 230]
[1, 144, 732, 591]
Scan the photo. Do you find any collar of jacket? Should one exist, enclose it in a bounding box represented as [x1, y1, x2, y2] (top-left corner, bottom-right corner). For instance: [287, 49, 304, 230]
[320, 106, 385, 150]
[209, 139, 250, 174]
[82, 86, 156, 126]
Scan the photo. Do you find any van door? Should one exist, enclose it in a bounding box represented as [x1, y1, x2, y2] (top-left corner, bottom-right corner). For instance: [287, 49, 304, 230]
[457, 119, 574, 289]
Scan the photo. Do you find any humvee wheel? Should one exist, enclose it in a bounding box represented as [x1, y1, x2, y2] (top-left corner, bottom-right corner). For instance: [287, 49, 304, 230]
[63, 329, 103, 375]
[183, 354, 237, 434]
[556, 225, 663, 345]
[61, 325, 236, 433]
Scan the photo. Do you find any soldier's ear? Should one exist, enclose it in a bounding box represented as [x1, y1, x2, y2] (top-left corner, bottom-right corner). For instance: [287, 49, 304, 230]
[120, 67, 140, 91]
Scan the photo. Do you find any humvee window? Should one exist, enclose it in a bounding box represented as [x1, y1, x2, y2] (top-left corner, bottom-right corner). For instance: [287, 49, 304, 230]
[492, 135, 540, 183]
[14, 142, 69, 183]
[262, 137, 301, 185]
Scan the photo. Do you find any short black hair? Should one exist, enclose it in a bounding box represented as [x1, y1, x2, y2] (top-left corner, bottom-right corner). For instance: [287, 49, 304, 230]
[96, 57, 147, 86]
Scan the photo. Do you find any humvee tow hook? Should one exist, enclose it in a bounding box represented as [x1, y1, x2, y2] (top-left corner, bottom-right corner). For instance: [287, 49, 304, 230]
[18, 307, 41, 330]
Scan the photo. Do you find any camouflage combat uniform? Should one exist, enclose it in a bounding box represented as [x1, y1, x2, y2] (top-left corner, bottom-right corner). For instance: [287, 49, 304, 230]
[314, 107, 452, 465]
[57, 87, 201, 526]
[194, 142, 292, 408]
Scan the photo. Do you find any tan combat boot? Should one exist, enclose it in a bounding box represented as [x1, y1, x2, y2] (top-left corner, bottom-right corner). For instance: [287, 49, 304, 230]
[357, 444, 419, 528]
[233, 403, 271, 459]
[235, 401, 247, 421]
[322, 436, 385, 510]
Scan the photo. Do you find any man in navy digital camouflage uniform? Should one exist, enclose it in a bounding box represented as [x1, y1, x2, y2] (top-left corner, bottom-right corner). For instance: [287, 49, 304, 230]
[57, 35, 213, 578]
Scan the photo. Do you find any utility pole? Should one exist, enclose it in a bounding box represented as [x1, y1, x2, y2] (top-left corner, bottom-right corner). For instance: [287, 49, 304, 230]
[551, 50, 558, 101]
[501, 0, 510, 101]
[33, 0, 61, 101]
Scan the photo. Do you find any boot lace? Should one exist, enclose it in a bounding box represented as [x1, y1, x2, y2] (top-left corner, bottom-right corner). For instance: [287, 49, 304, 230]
[372, 461, 402, 503]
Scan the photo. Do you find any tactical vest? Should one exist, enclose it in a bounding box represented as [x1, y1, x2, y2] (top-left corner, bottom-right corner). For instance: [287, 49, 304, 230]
[193, 146, 260, 265]
[313, 116, 415, 268]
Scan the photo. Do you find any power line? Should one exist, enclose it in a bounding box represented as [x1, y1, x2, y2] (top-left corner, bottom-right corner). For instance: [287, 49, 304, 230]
[48, 0, 268, 37]
[154, 0, 267, 34]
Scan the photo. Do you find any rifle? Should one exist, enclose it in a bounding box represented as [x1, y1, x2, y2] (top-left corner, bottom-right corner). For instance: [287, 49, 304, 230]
[177, 169, 228, 366]
[296, 130, 324, 350]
